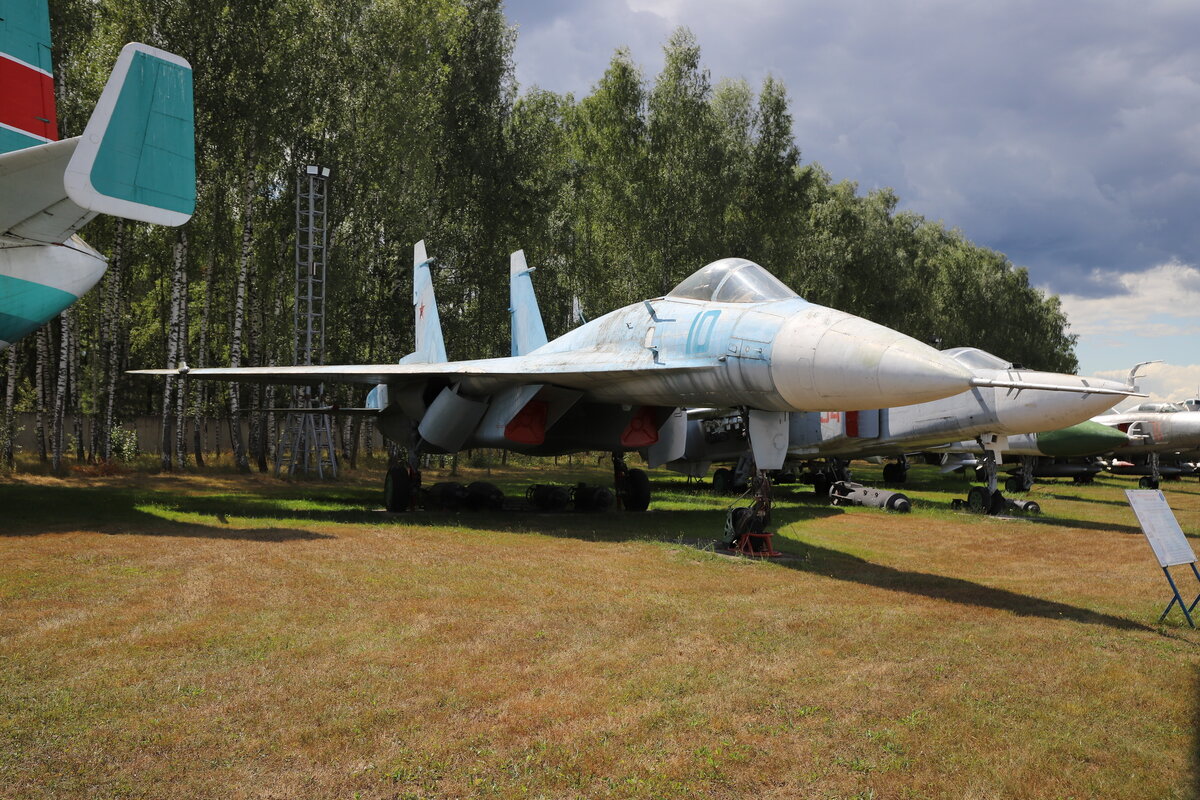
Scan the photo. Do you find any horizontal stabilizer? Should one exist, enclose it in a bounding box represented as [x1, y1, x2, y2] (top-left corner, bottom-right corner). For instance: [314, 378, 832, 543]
[64, 43, 195, 226]
[970, 377, 1144, 397]
[0, 43, 194, 243]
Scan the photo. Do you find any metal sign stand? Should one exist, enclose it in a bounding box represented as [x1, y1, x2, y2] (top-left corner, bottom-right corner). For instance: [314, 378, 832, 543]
[1126, 489, 1200, 627]
[1157, 563, 1200, 627]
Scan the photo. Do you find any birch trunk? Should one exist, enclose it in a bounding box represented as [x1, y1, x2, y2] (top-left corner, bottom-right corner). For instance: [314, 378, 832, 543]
[173, 230, 189, 470]
[160, 234, 184, 470]
[101, 221, 125, 461]
[52, 310, 70, 472]
[229, 174, 255, 471]
[3, 346, 18, 467]
[193, 249, 214, 467]
[35, 324, 49, 462]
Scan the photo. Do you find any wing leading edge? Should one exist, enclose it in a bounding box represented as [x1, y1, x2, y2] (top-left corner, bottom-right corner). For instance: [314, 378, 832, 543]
[131, 349, 716, 395]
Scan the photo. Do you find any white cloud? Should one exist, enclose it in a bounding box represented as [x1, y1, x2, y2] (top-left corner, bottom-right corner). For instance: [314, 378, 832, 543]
[1057, 260, 1200, 337]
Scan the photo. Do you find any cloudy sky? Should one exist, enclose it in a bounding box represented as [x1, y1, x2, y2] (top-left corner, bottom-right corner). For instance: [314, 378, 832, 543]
[503, 0, 1200, 403]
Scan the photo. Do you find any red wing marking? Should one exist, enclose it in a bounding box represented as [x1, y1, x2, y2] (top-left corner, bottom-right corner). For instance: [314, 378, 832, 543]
[504, 400, 547, 445]
[620, 406, 660, 448]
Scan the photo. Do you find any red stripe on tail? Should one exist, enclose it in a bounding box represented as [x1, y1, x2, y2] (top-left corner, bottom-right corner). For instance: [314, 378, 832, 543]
[0, 56, 57, 141]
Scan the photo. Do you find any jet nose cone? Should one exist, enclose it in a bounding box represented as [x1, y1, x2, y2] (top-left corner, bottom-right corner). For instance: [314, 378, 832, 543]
[771, 309, 973, 410]
[1035, 421, 1130, 457]
[875, 338, 976, 406]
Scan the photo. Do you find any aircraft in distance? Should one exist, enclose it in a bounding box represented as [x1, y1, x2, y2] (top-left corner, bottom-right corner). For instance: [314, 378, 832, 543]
[137, 245, 1008, 510]
[0, 2, 195, 350]
[935, 420, 1131, 493]
[664, 346, 1138, 512]
[1093, 402, 1200, 488]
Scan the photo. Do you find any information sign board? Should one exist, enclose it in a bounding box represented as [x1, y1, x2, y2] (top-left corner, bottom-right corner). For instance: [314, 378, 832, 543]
[1126, 490, 1195, 567]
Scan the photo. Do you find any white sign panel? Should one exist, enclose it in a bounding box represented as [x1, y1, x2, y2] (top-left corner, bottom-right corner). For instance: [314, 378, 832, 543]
[1126, 490, 1196, 568]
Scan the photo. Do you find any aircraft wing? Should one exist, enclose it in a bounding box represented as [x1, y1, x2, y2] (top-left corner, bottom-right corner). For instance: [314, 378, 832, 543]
[131, 349, 716, 395]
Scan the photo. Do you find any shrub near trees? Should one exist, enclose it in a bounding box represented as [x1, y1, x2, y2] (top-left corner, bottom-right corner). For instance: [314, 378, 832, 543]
[0, 0, 1077, 471]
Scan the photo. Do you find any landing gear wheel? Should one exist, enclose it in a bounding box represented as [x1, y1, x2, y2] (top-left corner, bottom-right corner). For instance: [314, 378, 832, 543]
[623, 468, 651, 511]
[812, 472, 832, 498]
[1005, 476, 1023, 494]
[1139, 476, 1160, 489]
[882, 463, 902, 484]
[967, 486, 991, 514]
[384, 467, 411, 512]
[712, 468, 733, 494]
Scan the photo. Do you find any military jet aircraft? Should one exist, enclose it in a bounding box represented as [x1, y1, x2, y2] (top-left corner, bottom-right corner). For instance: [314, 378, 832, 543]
[137, 244, 1005, 510]
[1093, 402, 1200, 488]
[936, 420, 1131, 494]
[662, 346, 1137, 511]
[1, 2, 195, 350]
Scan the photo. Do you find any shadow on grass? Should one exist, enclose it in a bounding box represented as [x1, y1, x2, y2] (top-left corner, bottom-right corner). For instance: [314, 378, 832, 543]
[0, 482, 1168, 633]
[0, 484, 333, 542]
[772, 537, 1158, 633]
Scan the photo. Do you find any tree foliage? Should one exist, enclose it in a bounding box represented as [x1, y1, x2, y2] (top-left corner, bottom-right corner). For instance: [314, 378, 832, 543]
[2, 4, 1078, 469]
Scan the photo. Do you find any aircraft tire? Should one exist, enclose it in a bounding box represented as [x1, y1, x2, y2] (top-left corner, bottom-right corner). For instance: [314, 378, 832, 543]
[1139, 476, 1159, 489]
[882, 463, 899, 483]
[812, 472, 832, 498]
[1005, 476, 1023, 494]
[384, 467, 411, 512]
[966, 486, 990, 514]
[623, 468, 651, 511]
[712, 468, 733, 494]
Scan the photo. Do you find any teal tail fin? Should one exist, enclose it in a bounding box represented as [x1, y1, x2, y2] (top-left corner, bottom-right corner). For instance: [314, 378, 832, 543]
[509, 250, 548, 357]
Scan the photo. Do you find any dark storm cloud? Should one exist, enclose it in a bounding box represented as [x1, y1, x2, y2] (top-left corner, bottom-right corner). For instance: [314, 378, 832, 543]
[504, 0, 1200, 296]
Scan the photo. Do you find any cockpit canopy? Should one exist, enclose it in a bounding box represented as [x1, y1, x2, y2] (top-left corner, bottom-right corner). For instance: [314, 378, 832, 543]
[1131, 402, 1186, 413]
[667, 258, 799, 303]
[943, 347, 1012, 371]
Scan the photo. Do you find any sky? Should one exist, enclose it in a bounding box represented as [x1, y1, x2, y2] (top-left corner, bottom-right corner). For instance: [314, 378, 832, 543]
[503, 0, 1200, 405]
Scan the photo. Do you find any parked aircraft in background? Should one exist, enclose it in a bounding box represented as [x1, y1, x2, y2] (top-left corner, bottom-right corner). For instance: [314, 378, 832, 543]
[1093, 402, 1200, 488]
[936, 420, 1131, 493]
[664, 347, 1138, 512]
[0, 2, 195, 350]
[138, 246, 999, 511]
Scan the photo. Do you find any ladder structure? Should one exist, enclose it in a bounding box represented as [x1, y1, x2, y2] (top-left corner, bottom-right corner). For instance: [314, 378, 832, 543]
[276, 165, 337, 478]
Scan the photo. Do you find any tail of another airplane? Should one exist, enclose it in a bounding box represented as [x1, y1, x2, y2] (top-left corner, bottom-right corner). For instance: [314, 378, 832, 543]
[0, 41, 194, 244]
[0, 3, 194, 350]
[509, 250, 548, 356]
[1, 0, 58, 153]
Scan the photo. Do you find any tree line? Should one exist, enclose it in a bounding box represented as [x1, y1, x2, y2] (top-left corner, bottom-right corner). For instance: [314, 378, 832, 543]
[0, 0, 1078, 471]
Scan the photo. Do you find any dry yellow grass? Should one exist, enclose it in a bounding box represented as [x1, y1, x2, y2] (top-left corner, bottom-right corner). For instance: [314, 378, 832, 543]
[1, 465, 1198, 799]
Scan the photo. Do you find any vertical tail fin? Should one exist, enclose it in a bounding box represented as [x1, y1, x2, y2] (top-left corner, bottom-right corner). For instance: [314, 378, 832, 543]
[0, 0, 57, 153]
[509, 250, 548, 357]
[400, 240, 447, 364]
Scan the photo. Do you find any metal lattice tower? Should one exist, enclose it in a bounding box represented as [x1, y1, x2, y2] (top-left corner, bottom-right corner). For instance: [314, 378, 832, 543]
[277, 165, 337, 478]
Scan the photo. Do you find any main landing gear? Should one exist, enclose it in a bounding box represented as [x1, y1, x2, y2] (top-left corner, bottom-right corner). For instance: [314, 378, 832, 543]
[952, 448, 1039, 516]
[1138, 453, 1162, 490]
[881, 455, 908, 484]
[383, 450, 652, 513]
[1004, 456, 1037, 494]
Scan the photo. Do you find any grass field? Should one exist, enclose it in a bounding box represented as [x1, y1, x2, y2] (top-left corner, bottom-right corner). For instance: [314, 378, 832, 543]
[2, 460, 1198, 799]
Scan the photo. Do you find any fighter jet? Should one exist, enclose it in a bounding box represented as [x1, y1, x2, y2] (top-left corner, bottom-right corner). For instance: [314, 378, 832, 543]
[0, 3, 195, 350]
[1093, 402, 1200, 488]
[664, 346, 1138, 511]
[137, 244, 995, 510]
[936, 420, 1131, 495]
